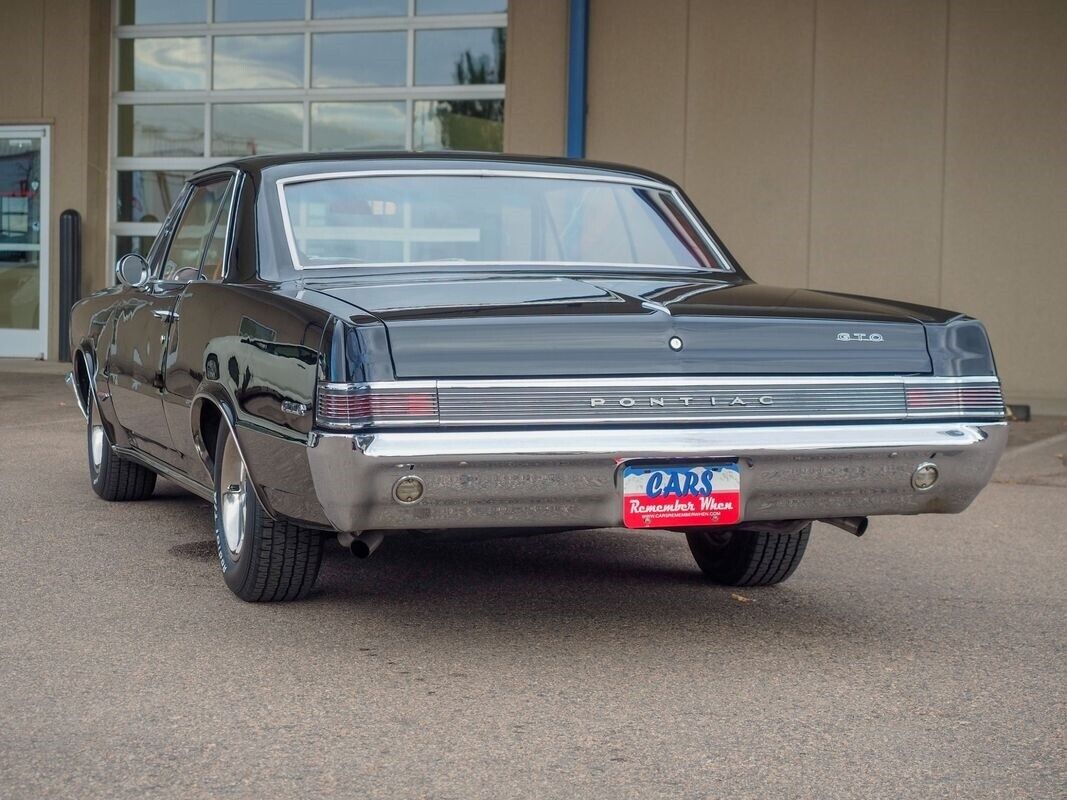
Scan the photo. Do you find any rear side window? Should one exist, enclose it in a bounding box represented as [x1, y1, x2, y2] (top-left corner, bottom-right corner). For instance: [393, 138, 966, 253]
[161, 177, 234, 282]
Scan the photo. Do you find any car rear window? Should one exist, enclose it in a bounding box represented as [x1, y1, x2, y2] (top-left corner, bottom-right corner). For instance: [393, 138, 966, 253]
[278, 173, 727, 270]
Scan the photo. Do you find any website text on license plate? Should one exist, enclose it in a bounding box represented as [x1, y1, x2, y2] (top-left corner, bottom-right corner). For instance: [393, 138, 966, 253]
[622, 463, 741, 529]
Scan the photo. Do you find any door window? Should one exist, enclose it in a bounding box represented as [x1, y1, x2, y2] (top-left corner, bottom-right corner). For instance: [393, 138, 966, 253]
[161, 178, 233, 282]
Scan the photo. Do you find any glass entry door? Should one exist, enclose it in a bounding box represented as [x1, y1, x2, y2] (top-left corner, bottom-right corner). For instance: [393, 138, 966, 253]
[0, 127, 50, 358]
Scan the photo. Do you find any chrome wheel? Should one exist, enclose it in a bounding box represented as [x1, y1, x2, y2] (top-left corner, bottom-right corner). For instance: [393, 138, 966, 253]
[218, 431, 249, 560]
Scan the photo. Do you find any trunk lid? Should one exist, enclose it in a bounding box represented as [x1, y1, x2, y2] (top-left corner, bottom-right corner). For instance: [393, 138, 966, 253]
[309, 272, 935, 377]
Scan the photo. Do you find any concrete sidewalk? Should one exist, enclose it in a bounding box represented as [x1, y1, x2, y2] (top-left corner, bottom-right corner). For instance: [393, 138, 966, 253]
[0, 358, 70, 376]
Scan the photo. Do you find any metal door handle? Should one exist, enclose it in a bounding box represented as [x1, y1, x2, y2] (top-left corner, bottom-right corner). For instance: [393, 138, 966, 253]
[151, 308, 178, 321]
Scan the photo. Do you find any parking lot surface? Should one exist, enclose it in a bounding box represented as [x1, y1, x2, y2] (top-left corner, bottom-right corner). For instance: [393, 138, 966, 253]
[1, 371, 1064, 799]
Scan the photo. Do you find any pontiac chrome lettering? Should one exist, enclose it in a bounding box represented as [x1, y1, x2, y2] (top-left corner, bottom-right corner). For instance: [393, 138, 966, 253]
[589, 395, 775, 408]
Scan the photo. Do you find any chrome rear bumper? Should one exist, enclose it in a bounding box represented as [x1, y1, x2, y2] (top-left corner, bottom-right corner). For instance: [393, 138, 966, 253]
[297, 422, 1007, 533]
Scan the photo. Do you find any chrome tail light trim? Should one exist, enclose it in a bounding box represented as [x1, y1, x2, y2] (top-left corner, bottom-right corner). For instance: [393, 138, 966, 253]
[314, 376, 1004, 429]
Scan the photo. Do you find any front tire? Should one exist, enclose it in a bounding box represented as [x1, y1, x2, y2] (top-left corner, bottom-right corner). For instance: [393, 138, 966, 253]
[686, 525, 811, 587]
[213, 423, 323, 602]
[87, 393, 156, 501]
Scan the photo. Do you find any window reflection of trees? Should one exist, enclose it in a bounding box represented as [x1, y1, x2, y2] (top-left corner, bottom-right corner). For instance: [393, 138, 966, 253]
[433, 29, 506, 151]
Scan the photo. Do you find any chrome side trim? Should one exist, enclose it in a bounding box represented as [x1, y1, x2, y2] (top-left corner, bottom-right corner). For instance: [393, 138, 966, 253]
[434, 375, 1002, 389]
[189, 391, 274, 515]
[274, 168, 735, 273]
[321, 380, 438, 391]
[66, 371, 89, 421]
[114, 446, 214, 502]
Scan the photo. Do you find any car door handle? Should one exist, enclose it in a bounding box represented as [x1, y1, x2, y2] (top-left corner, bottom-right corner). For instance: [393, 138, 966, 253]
[151, 308, 178, 321]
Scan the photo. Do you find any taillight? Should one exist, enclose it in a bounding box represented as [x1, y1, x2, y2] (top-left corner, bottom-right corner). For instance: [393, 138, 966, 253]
[315, 383, 439, 429]
[904, 381, 1005, 418]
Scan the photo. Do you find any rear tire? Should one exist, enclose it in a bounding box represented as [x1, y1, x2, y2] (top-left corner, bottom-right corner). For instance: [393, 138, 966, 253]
[686, 525, 810, 587]
[87, 393, 156, 502]
[213, 423, 323, 602]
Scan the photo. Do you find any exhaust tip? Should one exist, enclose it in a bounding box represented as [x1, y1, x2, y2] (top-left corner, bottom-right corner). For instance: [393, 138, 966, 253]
[820, 516, 869, 537]
[349, 530, 385, 559]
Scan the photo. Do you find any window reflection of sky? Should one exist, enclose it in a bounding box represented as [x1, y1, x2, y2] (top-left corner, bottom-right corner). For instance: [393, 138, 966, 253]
[415, 0, 507, 14]
[214, 0, 305, 22]
[213, 105, 304, 157]
[311, 103, 407, 151]
[312, 32, 407, 88]
[314, 0, 408, 18]
[122, 38, 206, 91]
[119, 105, 203, 157]
[119, 0, 205, 25]
[213, 35, 304, 90]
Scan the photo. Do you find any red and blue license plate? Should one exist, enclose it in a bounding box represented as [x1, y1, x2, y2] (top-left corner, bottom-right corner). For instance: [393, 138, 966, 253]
[622, 463, 741, 529]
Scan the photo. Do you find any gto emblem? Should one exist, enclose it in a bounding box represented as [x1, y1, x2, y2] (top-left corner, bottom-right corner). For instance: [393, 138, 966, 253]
[590, 395, 774, 408]
[836, 332, 884, 342]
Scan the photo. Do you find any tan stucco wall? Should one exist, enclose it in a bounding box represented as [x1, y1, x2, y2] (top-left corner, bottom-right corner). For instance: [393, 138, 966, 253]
[0, 0, 110, 360]
[507, 0, 1067, 412]
[503, 0, 569, 155]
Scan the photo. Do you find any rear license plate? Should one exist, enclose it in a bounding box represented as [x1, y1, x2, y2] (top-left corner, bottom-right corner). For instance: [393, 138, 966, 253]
[622, 463, 741, 529]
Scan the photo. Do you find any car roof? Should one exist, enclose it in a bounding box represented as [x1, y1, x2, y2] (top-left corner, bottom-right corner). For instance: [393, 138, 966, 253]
[196, 151, 679, 188]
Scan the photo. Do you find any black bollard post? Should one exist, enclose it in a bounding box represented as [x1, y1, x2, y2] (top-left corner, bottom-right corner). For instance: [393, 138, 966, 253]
[58, 209, 82, 362]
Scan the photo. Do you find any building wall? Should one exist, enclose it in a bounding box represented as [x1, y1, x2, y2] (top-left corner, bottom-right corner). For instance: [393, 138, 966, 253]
[503, 0, 568, 155]
[508, 0, 1067, 412]
[0, 0, 110, 360]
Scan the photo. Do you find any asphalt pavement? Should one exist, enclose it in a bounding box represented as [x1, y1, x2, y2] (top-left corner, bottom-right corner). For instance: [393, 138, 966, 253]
[1, 371, 1064, 799]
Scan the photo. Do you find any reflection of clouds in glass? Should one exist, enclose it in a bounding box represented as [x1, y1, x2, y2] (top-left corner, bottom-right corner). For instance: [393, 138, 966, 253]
[311, 103, 406, 150]
[313, 0, 407, 18]
[125, 38, 206, 91]
[416, 0, 507, 14]
[215, 0, 304, 22]
[119, 105, 203, 157]
[213, 35, 304, 90]
[212, 104, 304, 156]
[311, 32, 406, 88]
[120, 0, 206, 24]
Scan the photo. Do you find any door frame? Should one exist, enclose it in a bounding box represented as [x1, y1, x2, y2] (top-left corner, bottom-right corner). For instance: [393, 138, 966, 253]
[0, 124, 51, 359]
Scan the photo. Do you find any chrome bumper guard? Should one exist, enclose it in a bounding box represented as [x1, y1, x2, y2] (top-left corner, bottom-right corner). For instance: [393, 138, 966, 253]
[301, 422, 1007, 533]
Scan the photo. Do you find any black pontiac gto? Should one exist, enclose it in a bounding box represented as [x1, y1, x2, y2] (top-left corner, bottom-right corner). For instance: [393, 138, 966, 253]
[68, 153, 1007, 601]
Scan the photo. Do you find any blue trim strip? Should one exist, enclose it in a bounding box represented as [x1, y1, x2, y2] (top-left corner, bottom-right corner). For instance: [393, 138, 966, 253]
[566, 0, 589, 159]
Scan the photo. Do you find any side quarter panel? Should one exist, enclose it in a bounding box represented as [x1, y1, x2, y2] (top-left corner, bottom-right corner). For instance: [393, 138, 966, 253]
[165, 284, 332, 525]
